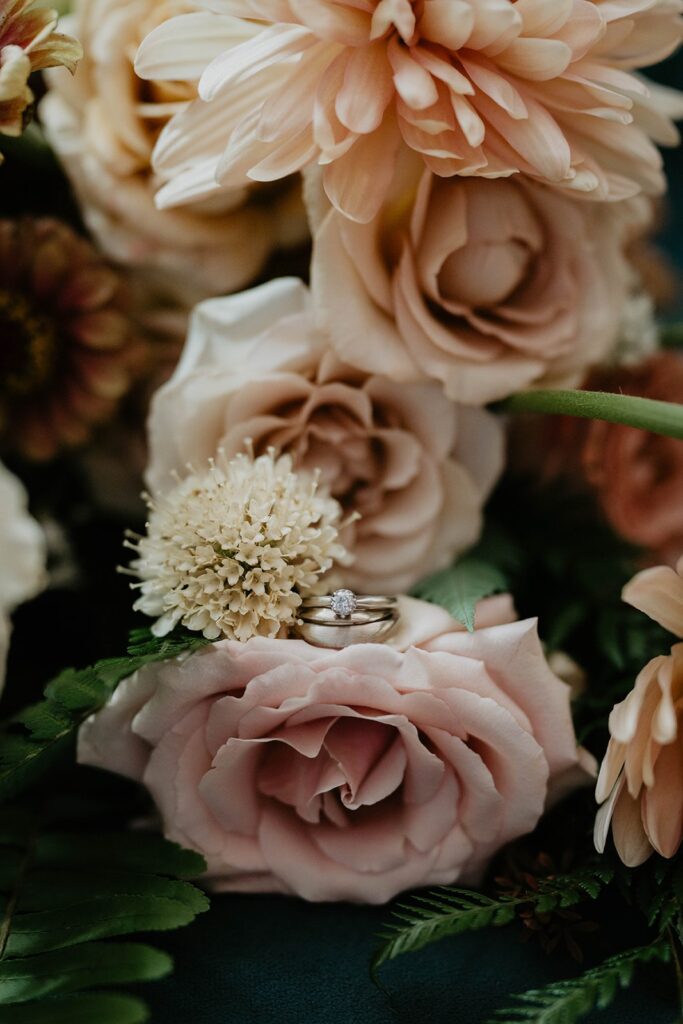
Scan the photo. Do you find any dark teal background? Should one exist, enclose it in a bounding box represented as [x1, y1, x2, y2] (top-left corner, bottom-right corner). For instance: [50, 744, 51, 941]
[143, 893, 676, 1023]
[141, 53, 683, 1024]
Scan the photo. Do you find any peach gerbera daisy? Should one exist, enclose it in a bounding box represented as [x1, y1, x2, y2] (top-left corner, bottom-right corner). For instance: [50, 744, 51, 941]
[136, 0, 683, 223]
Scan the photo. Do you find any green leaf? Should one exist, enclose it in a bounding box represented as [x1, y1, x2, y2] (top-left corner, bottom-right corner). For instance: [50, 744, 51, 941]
[0, 992, 149, 1023]
[500, 388, 683, 441]
[6, 891, 207, 956]
[33, 832, 207, 879]
[412, 556, 508, 632]
[0, 805, 208, 1022]
[13, 706, 72, 742]
[488, 940, 670, 1024]
[15, 868, 207, 914]
[0, 942, 171, 1003]
[374, 866, 613, 971]
[0, 627, 208, 803]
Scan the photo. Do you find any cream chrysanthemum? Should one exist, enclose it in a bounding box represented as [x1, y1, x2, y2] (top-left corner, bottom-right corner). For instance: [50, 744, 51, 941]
[127, 450, 351, 641]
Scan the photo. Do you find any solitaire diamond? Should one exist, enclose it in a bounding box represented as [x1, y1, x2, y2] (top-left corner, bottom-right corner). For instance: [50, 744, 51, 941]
[330, 589, 357, 618]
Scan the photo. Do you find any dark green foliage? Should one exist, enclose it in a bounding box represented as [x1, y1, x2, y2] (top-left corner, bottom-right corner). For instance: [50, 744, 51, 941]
[488, 941, 670, 1024]
[0, 803, 208, 1020]
[374, 866, 614, 971]
[0, 628, 208, 802]
[0, 991, 149, 1023]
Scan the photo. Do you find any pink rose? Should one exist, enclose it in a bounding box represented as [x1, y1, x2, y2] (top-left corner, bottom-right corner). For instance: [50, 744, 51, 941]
[79, 596, 591, 903]
[146, 278, 504, 593]
[310, 164, 648, 404]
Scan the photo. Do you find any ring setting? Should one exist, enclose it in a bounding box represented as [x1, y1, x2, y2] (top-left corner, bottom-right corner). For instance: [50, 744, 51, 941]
[294, 590, 399, 649]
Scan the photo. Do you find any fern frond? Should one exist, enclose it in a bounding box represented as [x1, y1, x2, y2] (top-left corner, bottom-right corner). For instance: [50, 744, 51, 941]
[0, 804, 208, 1021]
[488, 940, 670, 1024]
[0, 628, 208, 802]
[374, 865, 614, 971]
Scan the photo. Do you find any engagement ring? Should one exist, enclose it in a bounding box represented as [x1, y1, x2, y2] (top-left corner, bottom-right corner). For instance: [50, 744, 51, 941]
[295, 590, 399, 649]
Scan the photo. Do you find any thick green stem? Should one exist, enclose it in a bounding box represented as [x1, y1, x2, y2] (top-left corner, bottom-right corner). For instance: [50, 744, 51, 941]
[500, 389, 683, 441]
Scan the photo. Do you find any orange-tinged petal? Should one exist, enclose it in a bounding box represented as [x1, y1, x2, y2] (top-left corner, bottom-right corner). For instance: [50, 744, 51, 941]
[623, 564, 683, 638]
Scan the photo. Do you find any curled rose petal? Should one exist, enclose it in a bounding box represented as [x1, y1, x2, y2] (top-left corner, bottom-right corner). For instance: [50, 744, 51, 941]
[79, 596, 591, 903]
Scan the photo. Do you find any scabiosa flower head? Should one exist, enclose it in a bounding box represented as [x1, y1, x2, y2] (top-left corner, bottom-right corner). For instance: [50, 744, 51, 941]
[0, 0, 81, 140]
[127, 450, 351, 642]
[0, 218, 140, 461]
[136, 0, 683, 223]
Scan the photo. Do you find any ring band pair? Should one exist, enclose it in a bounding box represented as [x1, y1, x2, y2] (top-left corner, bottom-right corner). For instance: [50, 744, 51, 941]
[295, 590, 399, 649]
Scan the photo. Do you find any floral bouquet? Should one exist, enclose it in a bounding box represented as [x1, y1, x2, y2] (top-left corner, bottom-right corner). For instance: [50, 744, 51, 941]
[3, 1, 683, 1022]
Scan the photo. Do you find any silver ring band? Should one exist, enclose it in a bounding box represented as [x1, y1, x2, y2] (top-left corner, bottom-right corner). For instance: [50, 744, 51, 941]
[300, 589, 396, 621]
[294, 611, 398, 649]
[294, 590, 399, 649]
[301, 595, 397, 612]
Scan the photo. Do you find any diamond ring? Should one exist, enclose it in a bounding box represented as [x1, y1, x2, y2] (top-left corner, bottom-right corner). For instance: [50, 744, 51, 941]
[302, 590, 398, 618]
[294, 590, 399, 649]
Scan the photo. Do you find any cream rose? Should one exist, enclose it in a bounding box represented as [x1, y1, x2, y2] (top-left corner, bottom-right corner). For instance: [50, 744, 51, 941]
[310, 162, 649, 404]
[146, 278, 504, 594]
[40, 0, 307, 304]
[79, 596, 592, 903]
[0, 461, 46, 690]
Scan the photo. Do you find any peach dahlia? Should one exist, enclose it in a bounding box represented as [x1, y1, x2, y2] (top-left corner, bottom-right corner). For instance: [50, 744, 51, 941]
[136, 0, 683, 223]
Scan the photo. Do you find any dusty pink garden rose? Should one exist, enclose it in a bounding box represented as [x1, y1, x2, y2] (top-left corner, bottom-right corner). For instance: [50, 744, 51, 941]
[40, 0, 307, 304]
[595, 560, 683, 866]
[310, 161, 646, 403]
[79, 595, 592, 903]
[135, 0, 683, 223]
[146, 277, 504, 593]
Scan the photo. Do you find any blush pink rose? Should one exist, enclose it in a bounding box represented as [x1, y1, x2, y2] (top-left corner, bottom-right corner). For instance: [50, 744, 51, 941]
[79, 596, 592, 904]
[146, 278, 504, 593]
[310, 163, 649, 404]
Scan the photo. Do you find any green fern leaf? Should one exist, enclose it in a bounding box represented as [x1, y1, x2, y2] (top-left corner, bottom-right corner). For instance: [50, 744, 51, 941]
[0, 805, 208, 1022]
[0, 628, 208, 803]
[33, 831, 206, 879]
[0, 991, 149, 1023]
[412, 556, 508, 632]
[488, 941, 670, 1024]
[6, 891, 207, 956]
[0, 942, 171, 1004]
[374, 866, 614, 971]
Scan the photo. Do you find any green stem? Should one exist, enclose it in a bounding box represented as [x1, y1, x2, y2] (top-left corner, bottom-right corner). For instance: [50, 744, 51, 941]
[500, 389, 683, 441]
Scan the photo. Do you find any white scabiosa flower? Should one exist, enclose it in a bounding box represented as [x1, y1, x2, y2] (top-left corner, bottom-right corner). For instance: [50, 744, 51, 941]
[126, 450, 351, 642]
